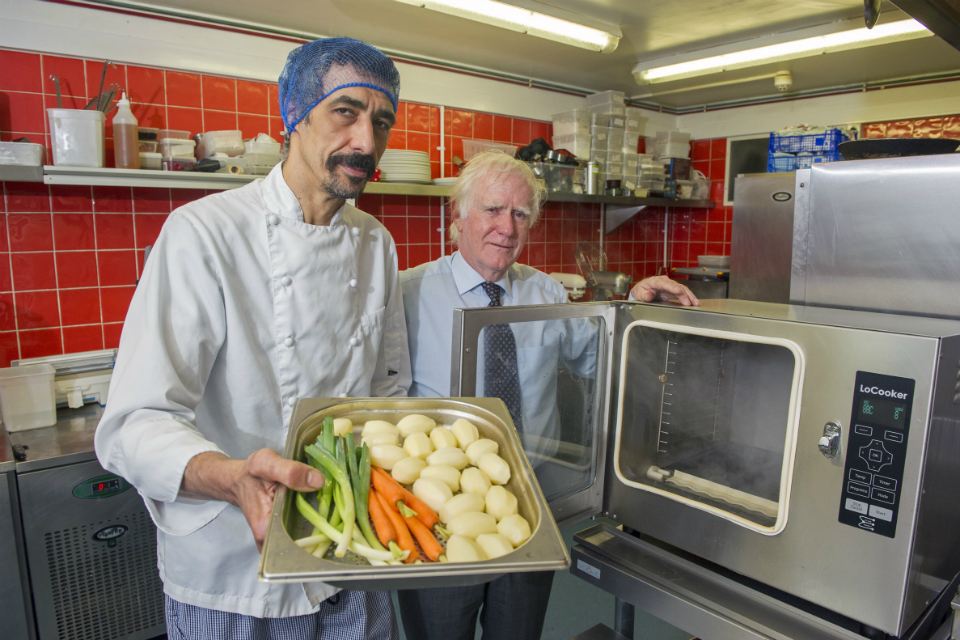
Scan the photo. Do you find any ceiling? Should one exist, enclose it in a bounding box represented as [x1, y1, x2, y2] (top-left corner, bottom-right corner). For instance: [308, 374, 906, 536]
[113, 0, 960, 108]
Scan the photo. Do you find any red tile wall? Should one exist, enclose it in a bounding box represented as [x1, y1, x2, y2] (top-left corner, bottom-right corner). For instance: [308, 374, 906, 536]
[670, 137, 732, 273]
[1, 47, 621, 364]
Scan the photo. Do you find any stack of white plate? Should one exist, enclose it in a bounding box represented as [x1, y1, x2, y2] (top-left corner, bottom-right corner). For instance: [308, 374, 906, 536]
[379, 150, 431, 184]
[432, 177, 458, 187]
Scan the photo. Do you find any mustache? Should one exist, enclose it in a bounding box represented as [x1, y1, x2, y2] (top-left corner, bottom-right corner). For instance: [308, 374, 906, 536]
[326, 152, 377, 180]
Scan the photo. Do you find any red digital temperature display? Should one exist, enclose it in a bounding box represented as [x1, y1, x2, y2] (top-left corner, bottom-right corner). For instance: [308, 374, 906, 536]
[92, 478, 120, 494]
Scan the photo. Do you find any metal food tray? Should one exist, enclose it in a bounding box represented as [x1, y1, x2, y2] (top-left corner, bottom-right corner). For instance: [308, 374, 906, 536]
[259, 397, 570, 590]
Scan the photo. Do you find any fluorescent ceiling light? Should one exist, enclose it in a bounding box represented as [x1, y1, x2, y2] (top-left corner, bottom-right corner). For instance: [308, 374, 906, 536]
[634, 19, 932, 84]
[393, 0, 620, 53]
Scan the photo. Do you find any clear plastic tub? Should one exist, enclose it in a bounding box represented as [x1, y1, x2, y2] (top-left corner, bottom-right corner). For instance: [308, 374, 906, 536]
[0, 364, 56, 431]
[138, 141, 158, 153]
[0, 141, 44, 166]
[606, 162, 623, 176]
[656, 142, 690, 159]
[589, 150, 607, 169]
[139, 126, 159, 141]
[621, 174, 638, 190]
[244, 152, 280, 167]
[551, 133, 591, 159]
[159, 138, 196, 157]
[622, 132, 641, 153]
[656, 131, 692, 145]
[158, 129, 190, 140]
[585, 90, 625, 107]
[608, 114, 626, 129]
[463, 139, 518, 161]
[47, 109, 105, 167]
[625, 108, 645, 133]
[161, 156, 197, 171]
[608, 129, 625, 152]
[199, 130, 244, 158]
[605, 151, 623, 165]
[591, 126, 611, 149]
[590, 103, 626, 116]
[244, 138, 282, 155]
[623, 153, 639, 173]
[552, 110, 592, 137]
[139, 151, 161, 170]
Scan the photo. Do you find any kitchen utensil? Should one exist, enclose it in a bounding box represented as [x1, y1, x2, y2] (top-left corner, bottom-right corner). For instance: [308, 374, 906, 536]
[49, 75, 62, 109]
[89, 60, 116, 111]
[838, 138, 960, 159]
[98, 82, 120, 114]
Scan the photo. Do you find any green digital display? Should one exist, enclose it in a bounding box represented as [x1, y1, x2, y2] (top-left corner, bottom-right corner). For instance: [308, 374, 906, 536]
[858, 397, 907, 429]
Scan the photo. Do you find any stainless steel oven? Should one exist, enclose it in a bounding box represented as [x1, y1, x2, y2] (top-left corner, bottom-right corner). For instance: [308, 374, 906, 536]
[450, 299, 960, 638]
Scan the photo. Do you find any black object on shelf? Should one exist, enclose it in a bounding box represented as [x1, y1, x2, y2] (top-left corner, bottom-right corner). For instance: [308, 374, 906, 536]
[838, 138, 960, 160]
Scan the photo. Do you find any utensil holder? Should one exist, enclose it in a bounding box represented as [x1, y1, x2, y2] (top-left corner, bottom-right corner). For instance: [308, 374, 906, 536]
[47, 109, 105, 167]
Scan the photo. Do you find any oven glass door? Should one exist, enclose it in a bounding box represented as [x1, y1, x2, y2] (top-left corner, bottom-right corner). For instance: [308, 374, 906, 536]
[450, 302, 616, 528]
[615, 318, 804, 534]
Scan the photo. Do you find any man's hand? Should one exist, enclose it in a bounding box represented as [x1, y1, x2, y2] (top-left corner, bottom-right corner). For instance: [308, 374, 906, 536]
[630, 275, 700, 307]
[181, 449, 324, 551]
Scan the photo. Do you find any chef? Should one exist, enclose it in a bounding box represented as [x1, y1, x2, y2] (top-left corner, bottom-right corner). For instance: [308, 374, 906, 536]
[95, 38, 408, 640]
[397, 149, 698, 640]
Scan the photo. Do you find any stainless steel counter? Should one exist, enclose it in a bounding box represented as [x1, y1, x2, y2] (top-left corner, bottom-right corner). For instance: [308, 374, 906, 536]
[8, 403, 103, 472]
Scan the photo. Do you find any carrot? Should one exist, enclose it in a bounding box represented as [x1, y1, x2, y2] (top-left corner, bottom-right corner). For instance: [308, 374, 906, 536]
[368, 486, 396, 549]
[374, 489, 417, 564]
[400, 503, 445, 562]
[371, 466, 439, 528]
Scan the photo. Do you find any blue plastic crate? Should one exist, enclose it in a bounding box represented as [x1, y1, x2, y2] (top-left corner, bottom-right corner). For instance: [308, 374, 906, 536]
[767, 150, 842, 173]
[769, 128, 849, 154]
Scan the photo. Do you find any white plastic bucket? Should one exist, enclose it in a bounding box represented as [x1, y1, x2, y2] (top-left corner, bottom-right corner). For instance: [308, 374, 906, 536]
[47, 109, 105, 167]
[0, 364, 57, 431]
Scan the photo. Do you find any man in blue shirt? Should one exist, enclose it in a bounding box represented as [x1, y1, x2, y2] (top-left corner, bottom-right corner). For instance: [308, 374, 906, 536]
[397, 149, 698, 640]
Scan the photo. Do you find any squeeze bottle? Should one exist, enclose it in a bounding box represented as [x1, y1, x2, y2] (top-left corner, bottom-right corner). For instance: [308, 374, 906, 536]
[112, 93, 140, 170]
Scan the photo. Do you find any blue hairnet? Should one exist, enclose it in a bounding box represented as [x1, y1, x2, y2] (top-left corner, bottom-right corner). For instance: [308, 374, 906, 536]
[279, 37, 401, 134]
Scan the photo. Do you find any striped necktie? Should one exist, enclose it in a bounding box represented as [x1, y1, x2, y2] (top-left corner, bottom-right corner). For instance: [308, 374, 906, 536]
[480, 281, 523, 431]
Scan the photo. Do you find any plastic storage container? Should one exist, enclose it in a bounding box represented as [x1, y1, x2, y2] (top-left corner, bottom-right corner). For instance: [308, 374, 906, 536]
[585, 90, 625, 107]
[47, 109, 105, 167]
[159, 138, 196, 157]
[158, 129, 190, 140]
[552, 110, 592, 137]
[625, 108, 645, 133]
[0, 141, 44, 166]
[139, 152, 161, 170]
[591, 126, 611, 150]
[161, 156, 197, 171]
[607, 129, 625, 152]
[623, 153, 640, 174]
[462, 139, 518, 161]
[244, 137, 282, 156]
[766, 128, 850, 172]
[656, 142, 691, 159]
[604, 151, 624, 165]
[590, 103, 626, 117]
[589, 150, 606, 170]
[198, 130, 244, 158]
[622, 131, 641, 154]
[0, 364, 57, 431]
[138, 141, 158, 153]
[529, 160, 577, 192]
[551, 133, 591, 159]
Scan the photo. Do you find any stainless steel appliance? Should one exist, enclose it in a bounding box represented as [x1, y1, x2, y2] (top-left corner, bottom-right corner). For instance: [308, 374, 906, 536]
[10, 406, 165, 640]
[671, 266, 729, 299]
[449, 299, 960, 638]
[1, 425, 35, 640]
[729, 171, 796, 303]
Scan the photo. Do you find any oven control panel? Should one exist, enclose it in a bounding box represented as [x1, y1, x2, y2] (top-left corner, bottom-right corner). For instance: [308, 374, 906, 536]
[837, 371, 914, 538]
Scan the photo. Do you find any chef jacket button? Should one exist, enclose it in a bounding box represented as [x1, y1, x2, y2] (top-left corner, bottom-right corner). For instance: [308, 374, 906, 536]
[287, 397, 296, 407]
[349, 279, 357, 288]
[349, 337, 359, 347]
[281, 276, 292, 287]
[351, 227, 360, 237]
[284, 337, 295, 347]
[339, 392, 348, 398]
[268, 214, 281, 226]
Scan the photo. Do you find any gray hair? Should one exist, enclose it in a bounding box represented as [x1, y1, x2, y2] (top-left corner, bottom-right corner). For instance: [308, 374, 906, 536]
[448, 149, 546, 245]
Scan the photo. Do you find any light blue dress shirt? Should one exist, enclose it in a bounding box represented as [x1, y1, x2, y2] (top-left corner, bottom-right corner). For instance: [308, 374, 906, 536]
[400, 252, 598, 462]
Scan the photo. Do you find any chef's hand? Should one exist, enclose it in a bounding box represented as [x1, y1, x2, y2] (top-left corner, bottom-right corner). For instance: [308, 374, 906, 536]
[181, 449, 324, 551]
[630, 276, 700, 307]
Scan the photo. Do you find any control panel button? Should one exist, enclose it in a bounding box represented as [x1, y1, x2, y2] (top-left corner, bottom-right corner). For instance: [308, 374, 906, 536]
[845, 498, 869, 515]
[869, 505, 894, 522]
[849, 469, 872, 484]
[873, 475, 897, 491]
[854, 424, 873, 436]
[871, 487, 896, 504]
[884, 431, 904, 443]
[858, 439, 894, 472]
[847, 481, 871, 498]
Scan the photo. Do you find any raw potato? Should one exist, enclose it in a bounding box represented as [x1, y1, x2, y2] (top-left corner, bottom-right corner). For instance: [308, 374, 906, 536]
[465, 438, 499, 466]
[403, 432, 434, 459]
[445, 534, 487, 563]
[370, 444, 408, 471]
[497, 514, 532, 546]
[397, 414, 436, 438]
[412, 477, 453, 513]
[332, 418, 353, 436]
[363, 421, 399, 437]
[448, 511, 498, 539]
[429, 427, 458, 450]
[460, 467, 492, 496]
[451, 418, 480, 449]
[477, 452, 511, 485]
[391, 456, 427, 485]
[362, 432, 399, 447]
[426, 447, 469, 470]
[420, 465, 460, 492]
[476, 533, 515, 559]
[439, 492, 485, 524]
[484, 485, 518, 521]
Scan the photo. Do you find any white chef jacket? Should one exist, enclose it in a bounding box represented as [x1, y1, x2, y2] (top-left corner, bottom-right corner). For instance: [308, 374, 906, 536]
[95, 163, 411, 618]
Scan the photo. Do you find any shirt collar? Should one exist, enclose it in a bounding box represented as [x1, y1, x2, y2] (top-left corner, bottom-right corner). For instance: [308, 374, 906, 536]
[450, 251, 514, 299]
[261, 162, 346, 226]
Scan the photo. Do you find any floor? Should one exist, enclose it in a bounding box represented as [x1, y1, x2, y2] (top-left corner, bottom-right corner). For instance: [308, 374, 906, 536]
[393, 516, 693, 640]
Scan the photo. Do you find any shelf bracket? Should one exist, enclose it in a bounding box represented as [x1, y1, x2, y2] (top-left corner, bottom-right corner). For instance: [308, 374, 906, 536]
[605, 204, 647, 235]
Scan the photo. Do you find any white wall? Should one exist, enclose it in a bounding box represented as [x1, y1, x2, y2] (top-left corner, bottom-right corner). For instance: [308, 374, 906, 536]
[0, 0, 584, 121]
